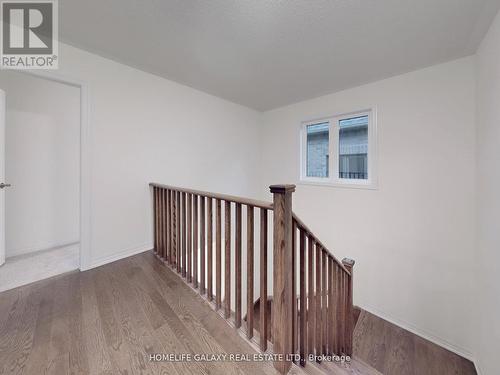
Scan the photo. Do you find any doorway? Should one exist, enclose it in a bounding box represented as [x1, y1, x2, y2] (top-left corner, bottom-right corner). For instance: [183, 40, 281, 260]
[0, 71, 82, 291]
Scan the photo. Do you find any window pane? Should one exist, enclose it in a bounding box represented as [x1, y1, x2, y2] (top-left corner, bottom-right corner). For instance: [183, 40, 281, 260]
[339, 115, 368, 179]
[306, 122, 329, 178]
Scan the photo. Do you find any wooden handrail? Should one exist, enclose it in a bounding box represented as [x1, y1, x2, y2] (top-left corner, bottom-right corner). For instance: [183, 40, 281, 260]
[150, 182, 273, 210]
[151, 183, 355, 375]
[150, 182, 349, 274]
[292, 213, 350, 275]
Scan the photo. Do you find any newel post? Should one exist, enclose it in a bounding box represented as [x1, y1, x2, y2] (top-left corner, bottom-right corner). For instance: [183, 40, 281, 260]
[270, 184, 295, 374]
[342, 258, 355, 356]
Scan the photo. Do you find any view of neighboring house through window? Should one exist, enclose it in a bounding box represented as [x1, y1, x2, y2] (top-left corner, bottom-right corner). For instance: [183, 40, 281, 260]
[339, 115, 368, 180]
[301, 109, 376, 187]
[306, 122, 329, 178]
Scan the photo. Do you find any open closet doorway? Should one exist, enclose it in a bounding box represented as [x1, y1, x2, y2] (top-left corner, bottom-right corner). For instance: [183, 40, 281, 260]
[0, 71, 81, 292]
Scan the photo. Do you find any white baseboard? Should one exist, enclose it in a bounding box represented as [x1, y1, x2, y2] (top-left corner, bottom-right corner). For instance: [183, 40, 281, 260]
[359, 303, 475, 363]
[81, 243, 152, 271]
[7, 240, 80, 258]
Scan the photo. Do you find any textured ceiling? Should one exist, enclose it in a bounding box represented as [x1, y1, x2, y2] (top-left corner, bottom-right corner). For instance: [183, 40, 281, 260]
[59, 0, 500, 110]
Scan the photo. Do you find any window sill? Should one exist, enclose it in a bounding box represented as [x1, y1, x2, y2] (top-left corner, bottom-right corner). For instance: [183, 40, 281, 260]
[298, 179, 378, 190]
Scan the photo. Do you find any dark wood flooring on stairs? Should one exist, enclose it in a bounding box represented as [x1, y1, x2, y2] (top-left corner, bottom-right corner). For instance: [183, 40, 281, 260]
[353, 309, 477, 375]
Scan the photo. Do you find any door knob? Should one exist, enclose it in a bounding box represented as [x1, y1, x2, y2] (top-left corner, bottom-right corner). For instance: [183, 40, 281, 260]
[0, 183, 11, 189]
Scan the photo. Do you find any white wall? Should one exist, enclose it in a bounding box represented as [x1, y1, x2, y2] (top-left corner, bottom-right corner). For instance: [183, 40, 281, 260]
[260, 57, 477, 358]
[45, 43, 263, 269]
[0, 72, 80, 257]
[1, 38, 487, 366]
[0, 90, 5, 266]
[475, 10, 500, 375]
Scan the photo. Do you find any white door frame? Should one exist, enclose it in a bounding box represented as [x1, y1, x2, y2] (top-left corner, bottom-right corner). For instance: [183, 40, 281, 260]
[18, 70, 91, 270]
[0, 89, 5, 267]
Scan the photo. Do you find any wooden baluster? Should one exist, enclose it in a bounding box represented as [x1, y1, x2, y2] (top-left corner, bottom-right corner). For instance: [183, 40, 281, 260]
[259, 208, 268, 351]
[172, 190, 176, 268]
[270, 185, 295, 375]
[158, 188, 163, 258]
[165, 189, 172, 264]
[166, 190, 170, 260]
[331, 263, 338, 354]
[170, 190, 177, 268]
[325, 256, 330, 355]
[159, 188, 163, 257]
[342, 258, 355, 356]
[162, 188, 166, 259]
[176, 191, 181, 273]
[323, 256, 332, 354]
[299, 229, 306, 366]
[177, 192, 180, 270]
[169, 191, 172, 262]
[182, 192, 186, 277]
[157, 187, 161, 256]
[340, 270, 346, 353]
[293, 222, 298, 360]
[187, 194, 192, 282]
[162, 189, 167, 260]
[216, 199, 222, 310]
[153, 188, 158, 255]
[246, 205, 254, 339]
[328, 258, 334, 355]
[200, 196, 206, 294]
[158, 189, 162, 258]
[322, 251, 327, 354]
[307, 236, 315, 357]
[344, 270, 348, 353]
[170, 190, 177, 267]
[207, 198, 213, 301]
[336, 264, 342, 354]
[166, 189, 170, 264]
[179, 190, 182, 268]
[193, 195, 199, 288]
[346, 271, 350, 354]
[315, 243, 322, 360]
[344, 270, 349, 354]
[235, 203, 242, 328]
[224, 201, 231, 319]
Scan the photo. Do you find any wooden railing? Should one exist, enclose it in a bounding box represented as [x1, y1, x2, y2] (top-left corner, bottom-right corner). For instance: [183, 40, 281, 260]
[292, 213, 355, 367]
[150, 182, 354, 374]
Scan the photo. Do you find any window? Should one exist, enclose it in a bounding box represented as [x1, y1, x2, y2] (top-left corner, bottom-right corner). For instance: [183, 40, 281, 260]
[300, 109, 377, 188]
[339, 115, 368, 180]
[306, 122, 329, 178]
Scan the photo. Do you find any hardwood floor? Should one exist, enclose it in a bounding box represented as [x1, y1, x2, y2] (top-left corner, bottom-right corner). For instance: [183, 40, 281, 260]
[0, 250, 478, 375]
[0, 251, 280, 375]
[353, 309, 477, 375]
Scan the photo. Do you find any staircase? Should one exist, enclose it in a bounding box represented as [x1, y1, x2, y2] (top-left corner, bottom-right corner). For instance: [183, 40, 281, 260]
[150, 183, 378, 375]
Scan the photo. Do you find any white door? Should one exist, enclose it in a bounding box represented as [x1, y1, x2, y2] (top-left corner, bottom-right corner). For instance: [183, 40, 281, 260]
[0, 89, 6, 266]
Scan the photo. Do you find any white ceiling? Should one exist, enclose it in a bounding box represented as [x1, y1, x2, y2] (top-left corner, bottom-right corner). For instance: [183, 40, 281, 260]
[60, 0, 500, 111]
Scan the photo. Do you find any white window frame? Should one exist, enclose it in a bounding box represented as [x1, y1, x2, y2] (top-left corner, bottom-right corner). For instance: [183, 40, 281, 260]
[300, 108, 377, 189]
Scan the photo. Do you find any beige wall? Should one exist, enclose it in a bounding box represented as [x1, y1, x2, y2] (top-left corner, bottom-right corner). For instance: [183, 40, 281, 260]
[260, 57, 477, 358]
[475, 10, 500, 375]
